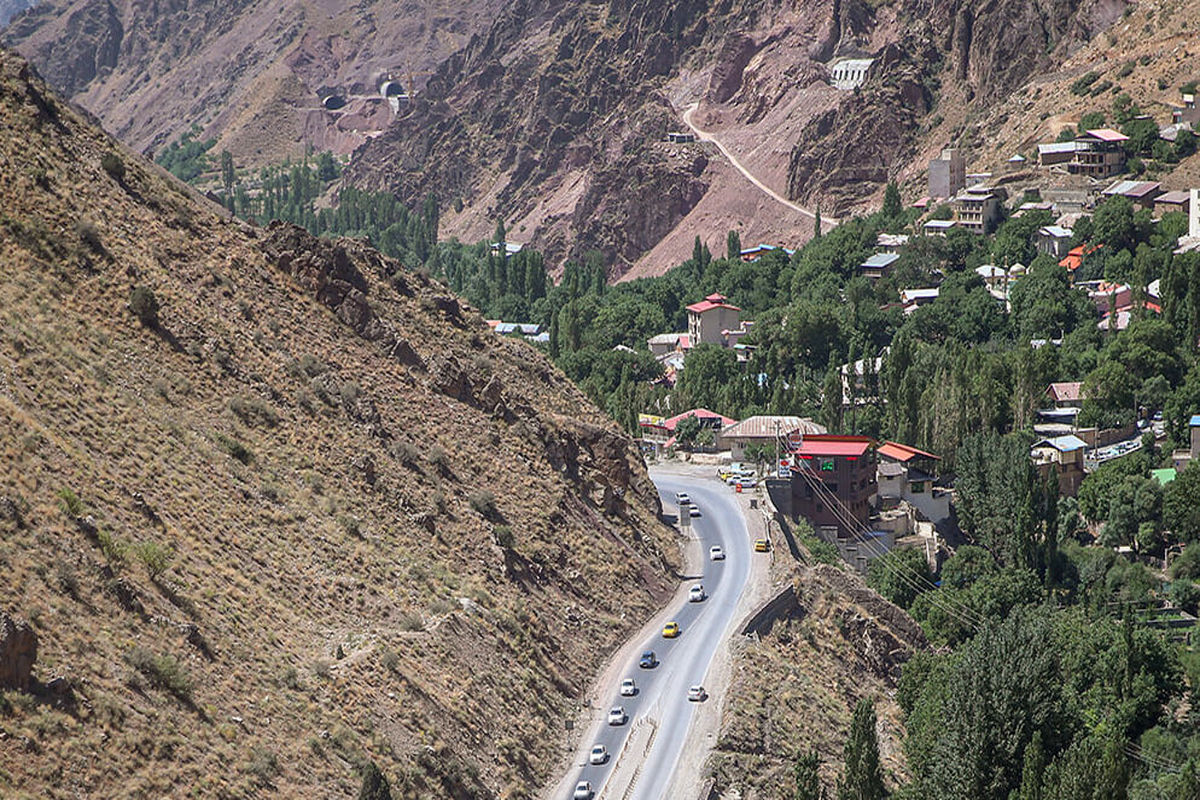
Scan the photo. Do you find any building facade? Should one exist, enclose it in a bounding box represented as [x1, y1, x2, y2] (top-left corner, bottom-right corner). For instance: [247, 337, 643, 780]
[1071, 129, 1129, 178]
[789, 435, 876, 540]
[686, 293, 742, 347]
[928, 147, 966, 199]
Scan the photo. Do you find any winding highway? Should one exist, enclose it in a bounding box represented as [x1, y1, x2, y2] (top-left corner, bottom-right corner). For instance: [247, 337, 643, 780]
[558, 470, 754, 800]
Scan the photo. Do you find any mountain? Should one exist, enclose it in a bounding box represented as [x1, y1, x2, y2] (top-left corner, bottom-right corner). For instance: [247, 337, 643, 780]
[0, 45, 677, 798]
[1, 0, 503, 162]
[0, 0, 36, 26]
[5, 0, 1140, 279]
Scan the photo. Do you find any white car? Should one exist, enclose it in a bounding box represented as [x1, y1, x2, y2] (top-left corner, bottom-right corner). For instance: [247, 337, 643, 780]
[573, 781, 593, 800]
[709, 545, 725, 561]
[675, 491, 691, 505]
[734, 477, 758, 488]
[589, 744, 608, 765]
[620, 678, 637, 696]
[687, 685, 707, 702]
[690, 505, 702, 517]
[688, 584, 706, 602]
[608, 706, 627, 725]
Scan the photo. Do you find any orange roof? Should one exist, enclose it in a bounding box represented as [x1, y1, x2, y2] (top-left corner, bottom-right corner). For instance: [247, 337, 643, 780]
[877, 442, 940, 462]
[686, 293, 741, 314]
[794, 434, 874, 458]
[1059, 242, 1102, 271]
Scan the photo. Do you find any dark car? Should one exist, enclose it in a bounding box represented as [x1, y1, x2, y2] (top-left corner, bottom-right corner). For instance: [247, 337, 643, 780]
[639, 650, 657, 668]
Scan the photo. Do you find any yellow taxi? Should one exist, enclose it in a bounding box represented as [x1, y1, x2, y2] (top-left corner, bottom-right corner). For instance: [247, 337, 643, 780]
[662, 621, 681, 638]
[754, 538, 770, 552]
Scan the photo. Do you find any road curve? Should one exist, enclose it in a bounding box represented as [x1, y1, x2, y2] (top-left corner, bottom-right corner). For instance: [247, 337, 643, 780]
[681, 102, 838, 228]
[557, 470, 754, 800]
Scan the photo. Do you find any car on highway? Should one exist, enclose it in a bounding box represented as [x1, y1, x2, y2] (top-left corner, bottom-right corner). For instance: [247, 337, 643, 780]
[589, 744, 608, 764]
[662, 621, 681, 638]
[674, 491, 691, 504]
[709, 545, 725, 561]
[687, 685, 707, 702]
[688, 584, 706, 602]
[608, 706, 627, 725]
[754, 538, 770, 552]
[690, 505, 702, 517]
[639, 650, 657, 668]
[573, 780, 593, 799]
[620, 677, 637, 696]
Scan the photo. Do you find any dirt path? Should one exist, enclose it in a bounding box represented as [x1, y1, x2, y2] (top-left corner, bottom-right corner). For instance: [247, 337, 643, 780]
[681, 103, 838, 229]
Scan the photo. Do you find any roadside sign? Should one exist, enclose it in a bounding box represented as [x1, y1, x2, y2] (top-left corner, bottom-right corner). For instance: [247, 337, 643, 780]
[779, 466, 792, 477]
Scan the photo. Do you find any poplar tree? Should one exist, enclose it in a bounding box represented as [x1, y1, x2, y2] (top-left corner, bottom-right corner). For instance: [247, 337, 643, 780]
[838, 698, 885, 800]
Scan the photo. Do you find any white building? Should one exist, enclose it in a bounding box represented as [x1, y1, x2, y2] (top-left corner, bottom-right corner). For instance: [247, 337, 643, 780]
[830, 58, 874, 90]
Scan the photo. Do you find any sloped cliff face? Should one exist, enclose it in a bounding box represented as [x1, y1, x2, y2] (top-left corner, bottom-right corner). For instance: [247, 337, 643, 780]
[0, 46, 675, 798]
[784, 0, 1128, 212]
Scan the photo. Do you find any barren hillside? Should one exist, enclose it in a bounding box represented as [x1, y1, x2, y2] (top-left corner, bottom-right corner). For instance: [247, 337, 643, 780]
[0, 46, 677, 799]
[2, 0, 503, 163]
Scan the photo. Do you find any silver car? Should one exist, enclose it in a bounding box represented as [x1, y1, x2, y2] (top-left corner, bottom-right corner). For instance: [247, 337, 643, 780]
[589, 744, 608, 764]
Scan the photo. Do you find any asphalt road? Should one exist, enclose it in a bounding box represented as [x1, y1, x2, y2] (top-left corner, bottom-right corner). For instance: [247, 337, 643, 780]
[561, 471, 752, 800]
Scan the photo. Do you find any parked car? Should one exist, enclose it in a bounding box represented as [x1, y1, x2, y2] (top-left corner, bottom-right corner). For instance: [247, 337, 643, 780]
[754, 538, 770, 552]
[735, 477, 758, 488]
[590, 744, 608, 765]
[639, 650, 657, 668]
[608, 706, 627, 725]
[573, 781, 593, 800]
[620, 677, 637, 696]
[688, 584, 706, 602]
[687, 685, 707, 702]
[662, 621, 681, 638]
[709, 545, 725, 561]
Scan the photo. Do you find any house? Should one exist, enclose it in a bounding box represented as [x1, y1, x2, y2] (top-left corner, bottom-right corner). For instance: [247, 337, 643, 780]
[831, 58, 874, 90]
[1038, 141, 1077, 167]
[639, 408, 736, 452]
[687, 293, 741, 347]
[1059, 243, 1102, 272]
[489, 241, 524, 258]
[717, 416, 827, 462]
[1086, 281, 1132, 316]
[859, 252, 900, 280]
[1171, 93, 1200, 127]
[875, 233, 911, 252]
[1030, 434, 1088, 497]
[1015, 200, 1055, 217]
[928, 147, 966, 199]
[788, 435, 877, 539]
[1171, 415, 1200, 471]
[1102, 179, 1162, 209]
[976, 264, 1014, 303]
[955, 186, 1001, 234]
[1154, 190, 1191, 217]
[1044, 187, 1091, 215]
[1046, 382, 1085, 408]
[900, 287, 940, 313]
[875, 442, 950, 523]
[666, 131, 696, 144]
[739, 244, 795, 262]
[1037, 225, 1075, 258]
[647, 332, 690, 356]
[923, 219, 957, 236]
[840, 351, 887, 406]
[1071, 129, 1129, 178]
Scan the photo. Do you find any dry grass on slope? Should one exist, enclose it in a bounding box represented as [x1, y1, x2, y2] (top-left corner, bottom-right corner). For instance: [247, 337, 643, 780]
[711, 564, 927, 798]
[0, 49, 677, 799]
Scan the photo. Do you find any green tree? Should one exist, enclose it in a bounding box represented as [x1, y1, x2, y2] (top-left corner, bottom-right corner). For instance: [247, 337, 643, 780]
[1164, 462, 1200, 542]
[220, 149, 235, 195]
[358, 761, 392, 800]
[796, 748, 825, 800]
[882, 181, 902, 220]
[727, 229, 742, 260]
[674, 414, 702, 449]
[315, 150, 339, 182]
[839, 698, 885, 800]
[867, 547, 934, 609]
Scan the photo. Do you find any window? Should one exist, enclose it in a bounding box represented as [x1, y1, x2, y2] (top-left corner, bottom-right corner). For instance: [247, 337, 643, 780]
[911, 481, 926, 493]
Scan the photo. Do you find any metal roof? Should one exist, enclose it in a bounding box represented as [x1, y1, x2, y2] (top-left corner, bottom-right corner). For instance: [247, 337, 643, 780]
[1035, 435, 1088, 452]
[720, 415, 826, 440]
[861, 253, 900, 268]
[1080, 128, 1129, 142]
[794, 435, 874, 458]
[1190, 415, 1200, 427]
[1038, 142, 1077, 154]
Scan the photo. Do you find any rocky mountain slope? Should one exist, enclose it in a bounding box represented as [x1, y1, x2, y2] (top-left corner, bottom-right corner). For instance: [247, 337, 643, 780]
[0, 46, 677, 799]
[2, 0, 503, 162]
[712, 562, 927, 797]
[0, 0, 35, 26]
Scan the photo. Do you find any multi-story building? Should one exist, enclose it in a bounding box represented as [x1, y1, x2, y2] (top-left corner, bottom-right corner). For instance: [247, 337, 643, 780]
[955, 186, 1000, 234]
[1071, 129, 1129, 178]
[686, 293, 742, 347]
[789, 435, 876, 540]
[928, 147, 966, 200]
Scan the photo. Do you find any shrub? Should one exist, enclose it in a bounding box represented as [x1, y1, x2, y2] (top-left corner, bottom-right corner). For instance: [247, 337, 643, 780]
[97, 529, 127, 568]
[1070, 71, 1100, 95]
[76, 218, 103, 252]
[127, 647, 193, 701]
[337, 515, 362, 538]
[56, 487, 83, 516]
[358, 762, 392, 800]
[214, 432, 253, 464]
[494, 525, 515, 549]
[1089, 79, 1113, 97]
[230, 395, 279, 427]
[101, 152, 126, 181]
[1116, 61, 1135, 78]
[133, 540, 175, 581]
[243, 747, 280, 787]
[379, 647, 400, 673]
[428, 445, 451, 472]
[129, 286, 160, 327]
[469, 490, 498, 519]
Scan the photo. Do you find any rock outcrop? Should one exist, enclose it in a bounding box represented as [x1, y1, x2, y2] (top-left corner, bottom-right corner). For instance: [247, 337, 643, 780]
[0, 611, 36, 691]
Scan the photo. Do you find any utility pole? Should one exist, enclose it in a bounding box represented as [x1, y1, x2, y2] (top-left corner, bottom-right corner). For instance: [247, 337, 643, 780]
[773, 418, 781, 478]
